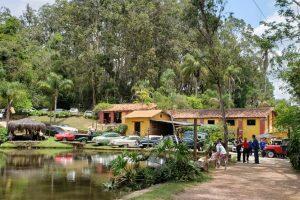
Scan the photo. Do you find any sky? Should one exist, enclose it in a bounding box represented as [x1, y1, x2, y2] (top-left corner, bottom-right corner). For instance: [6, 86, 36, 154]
[0, 0, 291, 100]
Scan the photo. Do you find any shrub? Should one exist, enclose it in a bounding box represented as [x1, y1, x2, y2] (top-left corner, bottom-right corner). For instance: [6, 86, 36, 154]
[109, 141, 203, 191]
[114, 124, 128, 135]
[29, 110, 48, 116]
[0, 127, 8, 143]
[93, 102, 112, 113]
[288, 129, 300, 170]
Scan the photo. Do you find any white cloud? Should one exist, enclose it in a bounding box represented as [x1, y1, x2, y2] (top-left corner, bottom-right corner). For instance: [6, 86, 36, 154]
[254, 13, 285, 36]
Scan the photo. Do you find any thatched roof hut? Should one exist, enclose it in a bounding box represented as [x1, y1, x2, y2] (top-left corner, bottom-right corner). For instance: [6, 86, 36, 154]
[7, 118, 46, 133]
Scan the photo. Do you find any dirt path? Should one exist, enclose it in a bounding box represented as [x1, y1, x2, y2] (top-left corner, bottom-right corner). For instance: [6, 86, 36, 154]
[174, 157, 300, 200]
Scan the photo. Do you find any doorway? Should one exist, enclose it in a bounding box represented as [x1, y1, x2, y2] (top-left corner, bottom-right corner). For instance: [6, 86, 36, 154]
[134, 122, 141, 135]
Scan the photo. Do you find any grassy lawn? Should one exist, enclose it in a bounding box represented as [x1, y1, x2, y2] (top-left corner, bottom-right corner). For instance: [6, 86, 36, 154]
[30, 116, 97, 131]
[129, 177, 210, 200]
[33, 137, 73, 148]
[0, 137, 72, 149]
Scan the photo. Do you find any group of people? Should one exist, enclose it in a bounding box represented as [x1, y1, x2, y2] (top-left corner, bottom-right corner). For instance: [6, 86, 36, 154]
[213, 135, 264, 167]
[235, 135, 265, 164]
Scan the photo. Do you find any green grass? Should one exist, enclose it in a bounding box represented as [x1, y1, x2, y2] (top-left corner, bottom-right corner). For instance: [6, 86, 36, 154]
[30, 116, 97, 131]
[33, 137, 73, 148]
[129, 174, 210, 200]
[0, 142, 17, 148]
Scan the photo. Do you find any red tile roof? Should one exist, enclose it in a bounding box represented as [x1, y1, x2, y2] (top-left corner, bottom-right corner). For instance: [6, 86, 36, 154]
[168, 107, 274, 119]
[102, 103, 157, 112]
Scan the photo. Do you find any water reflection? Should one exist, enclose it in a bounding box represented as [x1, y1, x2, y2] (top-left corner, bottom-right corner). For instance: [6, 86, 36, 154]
[0, 150, 119, 200]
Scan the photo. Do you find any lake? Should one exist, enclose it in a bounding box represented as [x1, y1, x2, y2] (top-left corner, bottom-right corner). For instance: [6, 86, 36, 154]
[0, 149, 120, 200]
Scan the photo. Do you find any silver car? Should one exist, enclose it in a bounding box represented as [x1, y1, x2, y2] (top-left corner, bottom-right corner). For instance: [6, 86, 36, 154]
[92, 132, 123, 145]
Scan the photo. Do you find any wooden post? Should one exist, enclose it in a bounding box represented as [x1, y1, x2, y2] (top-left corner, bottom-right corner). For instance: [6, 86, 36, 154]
[193, 118, 197, 160]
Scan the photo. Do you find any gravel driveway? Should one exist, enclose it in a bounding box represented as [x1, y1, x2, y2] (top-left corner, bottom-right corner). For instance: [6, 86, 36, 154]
[174, 157, 300, 200]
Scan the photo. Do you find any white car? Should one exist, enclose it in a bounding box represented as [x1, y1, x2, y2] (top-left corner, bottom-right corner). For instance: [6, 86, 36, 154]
[110, 135, 141, 147]
[92, 132, 123, 145]
[55, 125, 78, 133]
[69, 108, 79, 115]
[84, 110, 94, 118]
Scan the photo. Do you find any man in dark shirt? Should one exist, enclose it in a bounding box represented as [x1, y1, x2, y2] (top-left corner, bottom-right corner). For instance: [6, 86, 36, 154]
[252, 135, 259, 164]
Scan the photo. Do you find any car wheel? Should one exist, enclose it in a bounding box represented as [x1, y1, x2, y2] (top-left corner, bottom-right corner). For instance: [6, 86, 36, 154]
[267, 151, 275, 158]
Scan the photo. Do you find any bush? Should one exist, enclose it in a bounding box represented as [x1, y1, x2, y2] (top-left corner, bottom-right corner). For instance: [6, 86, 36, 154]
[288, 129, 300, 170]
[109, 141, 203, 191]
[93, 102, 112, 113]
[0, 127, 8, 143]
[114, 124, 128, 135]
[29, 110, 48, 116]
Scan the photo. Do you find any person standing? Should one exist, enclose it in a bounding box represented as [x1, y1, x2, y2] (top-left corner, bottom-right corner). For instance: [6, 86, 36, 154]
[252, 135, 260, 164]
[260, 138, 267, 157]
[242, 138, 250, 163]
[236, 137, 243, 162]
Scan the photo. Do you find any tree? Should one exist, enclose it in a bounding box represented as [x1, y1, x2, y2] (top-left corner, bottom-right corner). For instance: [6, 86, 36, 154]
[181, 53, 204, 97]
[39, 72, 73, 112]
[0, 81, 32, 122]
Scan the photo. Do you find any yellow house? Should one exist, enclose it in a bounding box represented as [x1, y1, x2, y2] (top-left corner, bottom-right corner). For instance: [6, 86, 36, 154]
[98, 103, 157, 124]
[168, 107, 283, 139]
[124, 110, 172, 136]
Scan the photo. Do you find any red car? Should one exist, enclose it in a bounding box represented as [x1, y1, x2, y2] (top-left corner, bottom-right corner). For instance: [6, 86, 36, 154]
[55, 132, 75, 141]
[264, 139, 289, 158]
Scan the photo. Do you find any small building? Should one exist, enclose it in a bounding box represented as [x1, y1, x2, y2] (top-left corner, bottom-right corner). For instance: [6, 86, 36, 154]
[169, 107, 279, 139]
[98, 103, 157, 124]
[124, 110, 172, 136]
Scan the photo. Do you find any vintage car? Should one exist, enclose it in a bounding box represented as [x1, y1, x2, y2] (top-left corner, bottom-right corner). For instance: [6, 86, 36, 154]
[110, 135, 141, 147]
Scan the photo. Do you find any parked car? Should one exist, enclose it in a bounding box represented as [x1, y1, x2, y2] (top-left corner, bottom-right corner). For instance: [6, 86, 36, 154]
[55, 125, 78, 133]
[139, 135, 163, 148]
[55, 132, 75, 141]
[183, 131, 207, 142]
[264, 139, 290, 158]
[110, 135, 141, 147]
[55, 108, 63, 113]
[41, 108, 49, 112]
[69, 108, 79, 115]
[92, 132, 123, 145]
[84, 110, 94, 118]
[75, 131, 99, 143]
[45, 125, 66, 136]
[182, 137, 201, 150]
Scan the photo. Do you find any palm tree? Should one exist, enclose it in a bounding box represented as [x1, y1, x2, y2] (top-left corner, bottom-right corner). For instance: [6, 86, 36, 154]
[39, 73, 73, 120]
[181, 53, 203, 97]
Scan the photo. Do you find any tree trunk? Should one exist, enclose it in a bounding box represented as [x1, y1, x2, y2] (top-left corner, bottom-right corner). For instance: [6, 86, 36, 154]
[53, 91, 58, 123]
[217, 82, 229, 150]
[6, 99, 13, 123]
[193, 118, 198, 160]
[91, 71, 96, 107]
[195, 77, 199, 97]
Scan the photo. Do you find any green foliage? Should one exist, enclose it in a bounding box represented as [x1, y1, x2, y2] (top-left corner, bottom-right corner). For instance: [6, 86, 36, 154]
[275, 100, 300, 170]
[288, 129, 300, 170]
[0, 127, 8, 143]
[186, 96, 204, 109]
[109, 141, 203, 191]
[114, 124, 128, 135]
[93, 102, 112, 113]
[28, 110, 48, 116]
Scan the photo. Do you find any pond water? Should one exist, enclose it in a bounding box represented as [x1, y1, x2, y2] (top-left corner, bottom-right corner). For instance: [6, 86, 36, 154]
[0, 149, 120, 200]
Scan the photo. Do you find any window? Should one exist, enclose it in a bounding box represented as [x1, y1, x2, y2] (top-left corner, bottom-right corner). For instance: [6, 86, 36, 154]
[247, 119, 256, 126]
[226, 119, 235, 126]
[207, 120, 215, 125]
